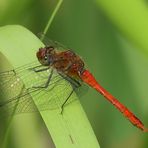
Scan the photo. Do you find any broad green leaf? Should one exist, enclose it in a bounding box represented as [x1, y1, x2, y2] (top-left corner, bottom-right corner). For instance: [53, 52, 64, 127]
[0, 25, 99, 148]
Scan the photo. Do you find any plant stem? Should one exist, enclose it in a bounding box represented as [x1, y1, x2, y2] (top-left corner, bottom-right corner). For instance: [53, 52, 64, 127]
[41, 0, 63, 41]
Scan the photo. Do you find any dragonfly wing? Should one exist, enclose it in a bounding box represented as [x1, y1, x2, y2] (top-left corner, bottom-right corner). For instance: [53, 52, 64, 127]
[0, 62, 78, 119]
[31, 77, 77, 111]
[0, 61, 42, 118]
[38, 33, 70, 51]
[0, 85, 38, 119]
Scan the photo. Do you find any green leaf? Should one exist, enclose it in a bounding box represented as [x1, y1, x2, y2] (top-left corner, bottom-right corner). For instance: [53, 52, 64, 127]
[0, 25, 99, 148]
[95, 0, 148, 54]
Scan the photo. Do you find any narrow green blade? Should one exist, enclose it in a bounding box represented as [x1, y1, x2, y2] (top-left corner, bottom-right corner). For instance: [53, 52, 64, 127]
[95, 0, 148, 54]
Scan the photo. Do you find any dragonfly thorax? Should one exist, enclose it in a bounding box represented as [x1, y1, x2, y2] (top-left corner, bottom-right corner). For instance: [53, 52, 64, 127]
[37, 47, 85, 79]
[53, 50, 85, 79]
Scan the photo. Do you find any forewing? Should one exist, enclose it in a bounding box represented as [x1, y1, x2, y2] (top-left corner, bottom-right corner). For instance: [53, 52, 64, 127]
[0, 61, 77, 119]
[38, 33, 70, 51]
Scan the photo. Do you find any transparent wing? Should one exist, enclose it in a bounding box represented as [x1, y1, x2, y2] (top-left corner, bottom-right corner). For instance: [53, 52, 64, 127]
[0, 61, 78, 119]
[38, 33, 70, 51]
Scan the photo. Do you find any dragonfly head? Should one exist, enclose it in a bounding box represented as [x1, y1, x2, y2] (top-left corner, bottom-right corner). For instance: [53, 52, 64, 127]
[37, 46, 55, 66]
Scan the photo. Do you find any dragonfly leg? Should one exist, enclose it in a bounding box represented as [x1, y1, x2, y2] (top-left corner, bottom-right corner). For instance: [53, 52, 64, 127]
[67, 76, 81, 88]
[31, 67, 49, 73]
[61, 89, 75, 114]
[58, 73, 81, 88]
[28, 65, 42, 70]
[32, 69, 53, 89]
[59, 73, 81, 114]
[28, 64, 49, 73]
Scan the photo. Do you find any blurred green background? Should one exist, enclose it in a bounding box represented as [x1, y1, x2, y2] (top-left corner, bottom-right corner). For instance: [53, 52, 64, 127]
[0, 0, 148, 148]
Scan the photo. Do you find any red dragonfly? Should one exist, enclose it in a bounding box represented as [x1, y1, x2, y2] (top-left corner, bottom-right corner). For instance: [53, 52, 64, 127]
[0, 38, 147, 132]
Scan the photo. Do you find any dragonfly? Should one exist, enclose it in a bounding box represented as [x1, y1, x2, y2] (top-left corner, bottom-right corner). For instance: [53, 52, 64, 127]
[0, 37, 147, 132]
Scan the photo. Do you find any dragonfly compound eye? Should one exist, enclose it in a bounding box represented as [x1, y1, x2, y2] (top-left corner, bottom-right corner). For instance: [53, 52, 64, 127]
[46, 46, 54, 53]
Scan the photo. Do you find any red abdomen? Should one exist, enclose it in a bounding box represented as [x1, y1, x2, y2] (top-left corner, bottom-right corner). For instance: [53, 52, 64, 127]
[80, 69, 148, 132]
